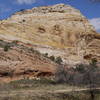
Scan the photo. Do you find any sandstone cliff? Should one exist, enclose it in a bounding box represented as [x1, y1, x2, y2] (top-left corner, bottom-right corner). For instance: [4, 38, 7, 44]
[0, 3, 100, 65]
[0, 40, 57, 82]
[0, 4, 96, 46]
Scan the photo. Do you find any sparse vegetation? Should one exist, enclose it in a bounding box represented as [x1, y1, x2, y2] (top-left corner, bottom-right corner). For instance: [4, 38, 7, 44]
[55, 64, 68, 83]
[0, 78, 100, 100]
[75, 64, 86, 73]
[30, 47, 35, 53]
[55, 59, 100, 85]
[22, 19, 25, 22]
[0, 39, 3, 42]
[12, 40, 19, 45]
[44, 53, 48, 57]
[4, 44, 10, 52]
[49, 55, 55, 62]
[43, 53, 63, 64]
[29, 48, 41, 55]
[55, 59, 100, 100]
[0, 59, 99, 100]
[55, 56, 63, 64]
[0, 41, 99, 100]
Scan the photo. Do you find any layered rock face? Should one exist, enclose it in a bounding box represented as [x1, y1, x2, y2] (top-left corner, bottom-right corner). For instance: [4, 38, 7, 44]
[0, 40, 57, 82]
[0, 4, 95, 46]
[0, 4, 100, 64]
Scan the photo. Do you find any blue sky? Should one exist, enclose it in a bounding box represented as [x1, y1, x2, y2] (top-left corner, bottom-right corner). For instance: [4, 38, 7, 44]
[0, 0, 100, 32]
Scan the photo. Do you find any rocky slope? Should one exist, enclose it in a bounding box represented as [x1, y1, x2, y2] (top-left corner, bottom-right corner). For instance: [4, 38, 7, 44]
[0, 40, 57, 82]
[0, 3, 100, 79]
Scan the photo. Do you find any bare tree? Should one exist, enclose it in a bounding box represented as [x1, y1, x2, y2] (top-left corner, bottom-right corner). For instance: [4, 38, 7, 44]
[55, 59, 100, 100]
[76, 59, 100, 100]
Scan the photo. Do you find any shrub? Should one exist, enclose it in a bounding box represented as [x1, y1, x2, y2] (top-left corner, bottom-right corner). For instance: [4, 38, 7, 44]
[90, 58, 97, 66]
[30, 48, 40, 55]
[30, 48, 35, 53]
[49, 55, 55, 62]
[55, 56, 63, 64]
[75, 64, 86, 73]
[12, 40, 19, 45]
[44, 53, 48, 58]
[55, 65, 68, 83]
[22, 19, 25, 22]
[55, 65, 74, 84]
[55, 59, 100, 86]
[0, 39, 3, 42]
[4, 45, 10, 52]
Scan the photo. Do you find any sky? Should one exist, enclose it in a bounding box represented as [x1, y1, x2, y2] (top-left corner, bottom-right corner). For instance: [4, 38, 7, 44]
[0, 0, 100, 32]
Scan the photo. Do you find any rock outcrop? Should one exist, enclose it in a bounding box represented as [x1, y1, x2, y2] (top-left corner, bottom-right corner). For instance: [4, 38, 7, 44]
[0, 40, 57, 82]
[0, 3, 100, 70]
[0, 4, 95, 47]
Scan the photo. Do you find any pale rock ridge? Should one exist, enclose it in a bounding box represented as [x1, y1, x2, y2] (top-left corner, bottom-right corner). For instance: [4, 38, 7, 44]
[14, 3, 81, 14]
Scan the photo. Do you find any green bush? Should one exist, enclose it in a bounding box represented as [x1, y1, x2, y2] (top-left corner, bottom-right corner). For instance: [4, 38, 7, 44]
[44, 53, 48, 58]
[22, 19, 25, 22]
[75, 64, 85, 73]
[91, 58, 97, 65]
[0, 39, 3, 42]
[30, 48, 35, 53]
[55, 56, 63, 64]
[12, 40, 19, 45]
[4, 45, 10, 52]
[49, 55, 55, 62]
[30, 48, 40, 55]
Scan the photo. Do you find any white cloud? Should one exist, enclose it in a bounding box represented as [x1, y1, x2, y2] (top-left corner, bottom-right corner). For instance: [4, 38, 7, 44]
[16, 0, 36, 4]
[89, 18, 100, 32]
